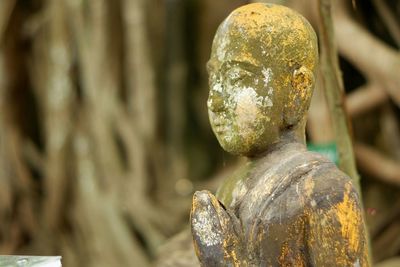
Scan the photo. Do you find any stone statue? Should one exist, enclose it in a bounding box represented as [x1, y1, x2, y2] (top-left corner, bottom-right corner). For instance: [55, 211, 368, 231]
[190, 3, 370, 267]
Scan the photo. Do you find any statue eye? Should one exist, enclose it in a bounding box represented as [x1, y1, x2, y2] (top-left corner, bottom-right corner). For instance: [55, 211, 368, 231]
[226, 69, 253, 85]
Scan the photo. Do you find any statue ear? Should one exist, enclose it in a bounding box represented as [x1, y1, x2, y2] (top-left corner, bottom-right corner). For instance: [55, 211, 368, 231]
[190, 191, 243, 267]
[284, 66, 314, 127]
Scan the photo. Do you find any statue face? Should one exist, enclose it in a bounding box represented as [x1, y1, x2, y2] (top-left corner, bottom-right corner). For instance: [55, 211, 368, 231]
[207, 57, 281, 156]
[207, 3, 318, 156]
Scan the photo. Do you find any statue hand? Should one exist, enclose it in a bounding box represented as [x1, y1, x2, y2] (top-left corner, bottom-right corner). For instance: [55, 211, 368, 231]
[190, 190, 244, 267]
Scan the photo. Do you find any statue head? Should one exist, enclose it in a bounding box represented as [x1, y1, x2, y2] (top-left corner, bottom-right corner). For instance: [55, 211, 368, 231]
[207, 3, 318, 156]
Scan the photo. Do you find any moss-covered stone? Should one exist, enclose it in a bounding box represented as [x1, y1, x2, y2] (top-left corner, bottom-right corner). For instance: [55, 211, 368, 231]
[207, 3, 318, 156]
[191, 3, 370, 267]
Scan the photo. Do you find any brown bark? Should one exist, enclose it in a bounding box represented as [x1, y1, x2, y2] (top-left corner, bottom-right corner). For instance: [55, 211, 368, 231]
[346, 83, 388, 117]
[355, 143, 400, 187]
[307, 73, 334, 143]
[0, 0, 15, 43]
[371, 0, 400, 48]
[317, 0, 361, 194]
[333, 0, 400, 106]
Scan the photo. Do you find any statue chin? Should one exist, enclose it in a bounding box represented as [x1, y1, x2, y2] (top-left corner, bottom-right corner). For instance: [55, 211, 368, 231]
[214, 126, 280, 156]
[218, 142, 247, 156]
[217, 137, 263, 157]
[212, 131, 246, 155]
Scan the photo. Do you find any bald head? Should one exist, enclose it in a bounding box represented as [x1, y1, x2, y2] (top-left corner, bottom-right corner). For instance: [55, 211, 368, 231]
[207, 3, 318, 156]
[210, 3, 318, 72]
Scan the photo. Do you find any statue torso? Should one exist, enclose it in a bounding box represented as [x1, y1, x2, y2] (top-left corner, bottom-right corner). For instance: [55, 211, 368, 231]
[216, 149, 348, 266]
[161, 146, 369, 267]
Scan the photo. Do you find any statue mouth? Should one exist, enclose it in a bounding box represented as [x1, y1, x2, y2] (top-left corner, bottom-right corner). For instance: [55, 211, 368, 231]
[214, 125, 227, 134]
[214, 120, 234, 135]
[210, 112, 232, 135]
[212, 117, 228, 133]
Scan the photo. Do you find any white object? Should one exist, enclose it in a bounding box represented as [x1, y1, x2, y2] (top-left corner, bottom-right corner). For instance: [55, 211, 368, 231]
[0, 256, 61, 267]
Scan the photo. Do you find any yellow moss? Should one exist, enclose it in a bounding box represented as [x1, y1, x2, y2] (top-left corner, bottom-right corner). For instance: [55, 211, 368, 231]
[222, 229, 242, 266]
[335, 183, 361, 253]
[230, 4, 308, 42]
[279, 242, 305, 267]
[304, 176, 315, 197]
[236, 50, 259, 66]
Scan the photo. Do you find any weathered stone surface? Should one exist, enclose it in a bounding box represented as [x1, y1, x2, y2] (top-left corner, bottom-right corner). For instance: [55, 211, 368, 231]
[191, 3, 370, 267]
[206, 3, 317, 156]
[157, 3, 370, 267]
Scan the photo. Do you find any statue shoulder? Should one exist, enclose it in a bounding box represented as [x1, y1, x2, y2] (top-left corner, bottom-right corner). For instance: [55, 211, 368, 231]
[301, 157, 370, 266]
[273, 151, 360, 218]
[301, 155, 362, 210]
[240, 151, 337, 223]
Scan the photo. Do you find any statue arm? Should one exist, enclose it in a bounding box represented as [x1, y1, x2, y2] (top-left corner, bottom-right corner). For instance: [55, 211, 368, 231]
[306, 181, 370, 266]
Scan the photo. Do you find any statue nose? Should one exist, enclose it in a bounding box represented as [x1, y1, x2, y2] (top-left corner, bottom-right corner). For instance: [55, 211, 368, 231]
[208, 92, 224, 112]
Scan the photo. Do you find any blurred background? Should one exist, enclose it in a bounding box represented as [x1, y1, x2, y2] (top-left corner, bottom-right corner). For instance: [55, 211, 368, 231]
[0, 0, 399, 266]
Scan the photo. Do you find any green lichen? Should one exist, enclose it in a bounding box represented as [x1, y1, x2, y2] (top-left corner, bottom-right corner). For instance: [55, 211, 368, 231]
[207, 3, 318, 157]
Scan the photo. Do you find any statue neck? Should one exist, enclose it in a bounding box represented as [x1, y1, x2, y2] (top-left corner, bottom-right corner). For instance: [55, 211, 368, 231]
[216, 124, 307, 206]
[247, 120, 307, 163]
[247, 138, 306, 163]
